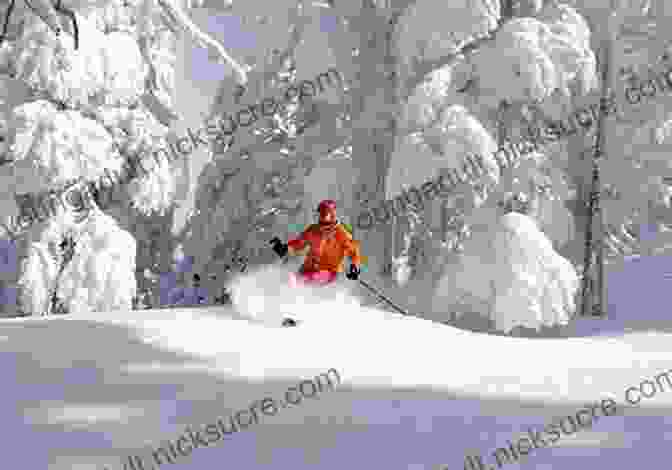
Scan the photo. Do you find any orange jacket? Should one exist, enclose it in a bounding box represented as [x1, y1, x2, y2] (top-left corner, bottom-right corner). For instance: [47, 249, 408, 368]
[287, 223, 361, 273]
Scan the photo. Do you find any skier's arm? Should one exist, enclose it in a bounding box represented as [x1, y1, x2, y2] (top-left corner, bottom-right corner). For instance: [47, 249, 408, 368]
[342, 232, 362, 280]
[287, 227, 312, 256]
[342, 232, 361, 267]
[270, 227, 310, 258]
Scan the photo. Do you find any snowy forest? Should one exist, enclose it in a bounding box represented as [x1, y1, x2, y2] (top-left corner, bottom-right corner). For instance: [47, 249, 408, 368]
[0, 0, 671, 336]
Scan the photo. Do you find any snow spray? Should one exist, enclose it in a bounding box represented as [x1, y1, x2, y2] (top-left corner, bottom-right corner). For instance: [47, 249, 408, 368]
[227, 262, 364, 326]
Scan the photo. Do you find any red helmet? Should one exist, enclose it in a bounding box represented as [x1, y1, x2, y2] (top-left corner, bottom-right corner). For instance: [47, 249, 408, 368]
[317, 199, 337, 213]
[317, 199, 337, 223]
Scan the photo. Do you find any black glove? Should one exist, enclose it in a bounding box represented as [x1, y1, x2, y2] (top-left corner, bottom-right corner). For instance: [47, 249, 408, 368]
[346, 264, 360, 280]
[269, 237, 288, 258]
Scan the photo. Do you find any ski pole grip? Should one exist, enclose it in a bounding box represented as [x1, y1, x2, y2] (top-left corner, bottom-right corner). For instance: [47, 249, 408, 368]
[269, 237, 288, 258]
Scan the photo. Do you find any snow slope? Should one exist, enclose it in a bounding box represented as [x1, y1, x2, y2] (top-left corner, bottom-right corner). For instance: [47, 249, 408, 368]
[4, 260, 672, 470]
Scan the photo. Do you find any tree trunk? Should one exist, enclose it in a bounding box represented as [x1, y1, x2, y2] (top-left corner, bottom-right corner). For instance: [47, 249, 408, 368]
[347, 0, 400, 277]
[501, 0, 515, 21]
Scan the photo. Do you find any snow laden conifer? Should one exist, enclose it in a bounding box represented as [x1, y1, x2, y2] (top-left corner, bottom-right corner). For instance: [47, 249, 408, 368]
[0, 0, 235, 315]
[391, 1, 598, 329]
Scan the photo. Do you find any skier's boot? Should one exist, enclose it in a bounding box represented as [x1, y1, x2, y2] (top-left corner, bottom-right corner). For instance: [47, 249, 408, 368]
[282, 318, 298, 327]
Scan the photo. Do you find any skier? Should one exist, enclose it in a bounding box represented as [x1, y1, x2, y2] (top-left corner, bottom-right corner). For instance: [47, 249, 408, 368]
[269, 199, 362, 326]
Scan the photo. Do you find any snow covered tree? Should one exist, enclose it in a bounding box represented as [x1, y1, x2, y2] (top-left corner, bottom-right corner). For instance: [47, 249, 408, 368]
[432, 211, 580, 334]
[0, 0, 236, 315]
[387, 0, 672, 329]
[389, 0, 595, 270]
[382, 0, 606, 328]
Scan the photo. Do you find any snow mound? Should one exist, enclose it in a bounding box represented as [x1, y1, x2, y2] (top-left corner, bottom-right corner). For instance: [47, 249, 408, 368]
[433, 212, 579, 333]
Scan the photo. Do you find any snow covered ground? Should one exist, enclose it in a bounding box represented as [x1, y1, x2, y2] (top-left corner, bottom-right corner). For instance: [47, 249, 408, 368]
[4, 255, 672, 470]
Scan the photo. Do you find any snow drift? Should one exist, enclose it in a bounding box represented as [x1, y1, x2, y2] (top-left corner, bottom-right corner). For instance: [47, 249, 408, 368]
[433, 211, 580, 333]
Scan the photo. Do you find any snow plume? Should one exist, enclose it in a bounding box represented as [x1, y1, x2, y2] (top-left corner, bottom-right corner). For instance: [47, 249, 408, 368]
[56, 210, 137, 314]
[9, 100, 124, 188]
[433, 212, 579, 333]
[228, 264, 364, 326]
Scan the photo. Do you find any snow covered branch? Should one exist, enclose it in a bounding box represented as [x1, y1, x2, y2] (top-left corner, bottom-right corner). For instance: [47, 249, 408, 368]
[155, 0, 250, 85]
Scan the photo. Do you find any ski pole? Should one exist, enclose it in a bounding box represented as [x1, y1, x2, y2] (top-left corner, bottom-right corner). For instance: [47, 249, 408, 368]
[357, 278, 410, 316]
